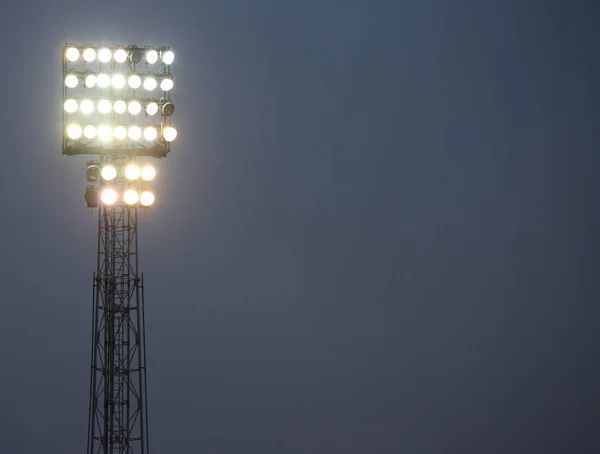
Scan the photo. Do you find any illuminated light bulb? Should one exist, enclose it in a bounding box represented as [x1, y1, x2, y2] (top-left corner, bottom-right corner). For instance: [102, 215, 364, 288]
[96, 73, 110, 88]
[65, 74, 78, 88]
[98, 99, 112, 114]
[113, 49, 127, 63]
[64, 99, 78, 113]
[111, 74, 125, 89]
[97, 124, 112, 141]
[146, 49, 158, 64]
[143, 77, 157, 91]
[128, 100, 142, 115]
[160, 78, 174, 91]
[101, 165, 117, 181]
[101, 188, 118, 205]
[143, 127, 157, 141]
[83, 48, 96, 62]
[80, 99, 94, 115]
[125, 164, 141, 180]
[66, 47, 79, 62]
[83, 125, 97, 139]
[124, 189, 139, 205]
[162, 50, 174, 65]
[163, 126, 177, 142]
[128, 126, 142, 140]
[113, 100, 127, 114]
[140, 165, 156, 181]
[128, 74, 141, 89]
[85, 74, 96, 88]
[146, 102, 158, 116]
[140, 191, 155, 207]
[98, 48, 112, 63]
[114, 125, 127, 140]
[66, 123, 82, 140]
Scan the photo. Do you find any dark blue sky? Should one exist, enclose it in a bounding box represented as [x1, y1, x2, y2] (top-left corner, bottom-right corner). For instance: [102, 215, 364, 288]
[0, 1, 599, 452]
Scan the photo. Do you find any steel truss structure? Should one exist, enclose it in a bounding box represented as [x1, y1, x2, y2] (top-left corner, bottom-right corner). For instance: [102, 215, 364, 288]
[88, 155, 149, 454]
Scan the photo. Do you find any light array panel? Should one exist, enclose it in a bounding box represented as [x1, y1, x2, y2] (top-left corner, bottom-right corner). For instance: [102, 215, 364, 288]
[62, 44, 177, 158]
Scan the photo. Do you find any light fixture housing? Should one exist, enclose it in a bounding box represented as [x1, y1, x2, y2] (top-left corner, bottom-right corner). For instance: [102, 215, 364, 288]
[85, 187, 100, 208]
[86, 163, 100, 182]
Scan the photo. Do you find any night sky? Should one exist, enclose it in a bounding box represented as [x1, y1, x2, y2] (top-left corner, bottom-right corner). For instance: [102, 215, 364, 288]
[0, 1, 599, 452]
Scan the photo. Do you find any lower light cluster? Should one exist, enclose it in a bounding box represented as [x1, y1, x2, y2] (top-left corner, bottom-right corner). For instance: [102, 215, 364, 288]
[85, 161, 157, 209]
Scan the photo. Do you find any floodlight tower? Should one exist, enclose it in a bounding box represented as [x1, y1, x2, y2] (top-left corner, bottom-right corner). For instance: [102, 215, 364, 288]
[62, 44, 177, 454]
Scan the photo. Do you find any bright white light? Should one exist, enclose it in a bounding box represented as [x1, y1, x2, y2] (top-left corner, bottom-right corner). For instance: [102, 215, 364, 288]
[96, 73, 110, 88]
[124, 189, 140, 205]
[125, 164, 141, 180]
[146, 49, 158, 64]
[65, 75, 78, 88]
[83, 125, 97, 139]
[111, 74, 125, 89]
[162, 50, 174, 65]
[128, 126, 142, 140]
[83, 48, 96, 62]
[143, 77, 157, 91]
[114, 125, 127, 140]
[113, 100, 127, 114]
[163, 126, 178, 142]
[85, 74, 96, 88]
[98, 125, 112, 141]
[160, 78, 174, 91]
[101, 188, 118, 205]
[80, 99, 94, 115]
[67, 123, 82, 140]
[64, 99, 78, 113]
[140, 165, 156, 181]
[140, 191, 155, 207]
[143, 127, 157, 141]
[101, 165, 117, 181]
[114, 49, 127, 63]
[128, 74, 141, 89]
[146, 102, 159, 116]
[66, 47, 79, 62]
[128, 101, 142, 115]
[98, 99, 112, 114]
[98, 48, 112, 63]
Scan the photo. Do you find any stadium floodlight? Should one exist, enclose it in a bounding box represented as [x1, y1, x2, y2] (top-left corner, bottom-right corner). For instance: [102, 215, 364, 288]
[63, 43, 176, 158]
[113, 100, 127, 114]
[128, 74, 142, 89]
[140, 165, 156, 181]
[162, 50, 174, 65]
[84, 125, 97, 139]
[85, 187, 100, 208]
[66, 47, 80, 62]
[114, 49, 127, 63]
[111, 74, 126, 89]
[146, 102, 159, 116]
[143, 77, 157, 91]
[143, 127, 157, 141]
[160, 78, 174, 91]
[101, 165, 117, 181]
[86, 163, 100, 182]
[139, 191, 155, 207]
[125, 164, 141, 180]
[98, 99, 112, 114]
[83, 48, 96, 62]
[114, 126, 128, 140]
[163, 126, 177, 142]
[85, 75, 96, 88]
[124, 189, 140, 205]
[64, 99, 78, 113]
[98, 125, 113, 141]
[146, 49, 158, 64]
[67, 123, 82, 140]
[65, 74, 78, 88]
[98, 48, 112, 63]
[100, 188, 118, 205]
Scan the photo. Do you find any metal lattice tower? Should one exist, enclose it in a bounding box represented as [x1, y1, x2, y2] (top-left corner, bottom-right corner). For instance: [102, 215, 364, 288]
[88, 156, 149, 454]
